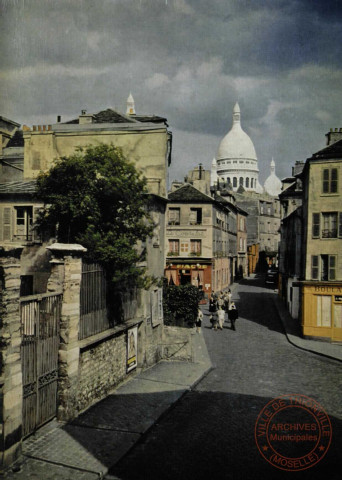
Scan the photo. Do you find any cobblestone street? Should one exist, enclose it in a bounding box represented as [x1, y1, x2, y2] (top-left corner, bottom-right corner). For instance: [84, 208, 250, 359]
[111, 276, 342, 480]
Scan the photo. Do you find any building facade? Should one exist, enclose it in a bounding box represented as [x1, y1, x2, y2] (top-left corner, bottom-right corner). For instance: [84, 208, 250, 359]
[300, 133, 342, 341]
[165, 183, 239, 299]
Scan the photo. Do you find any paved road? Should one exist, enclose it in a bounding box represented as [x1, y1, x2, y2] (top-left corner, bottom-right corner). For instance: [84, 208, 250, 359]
[110, 275, 342, 480]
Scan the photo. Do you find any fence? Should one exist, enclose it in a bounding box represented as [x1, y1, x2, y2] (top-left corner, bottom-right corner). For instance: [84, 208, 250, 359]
[79, 262, 110, 340]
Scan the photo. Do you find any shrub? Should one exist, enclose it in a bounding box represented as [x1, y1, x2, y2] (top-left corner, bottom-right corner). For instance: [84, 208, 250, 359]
[163, 283, 200, 327]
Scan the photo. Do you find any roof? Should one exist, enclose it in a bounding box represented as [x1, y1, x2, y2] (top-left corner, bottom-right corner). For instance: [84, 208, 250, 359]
[0, 180, 37, 194]
[309, 139, 342, 160]
[63, 109, 168, 126]
[64, 109, 136, 125]
[6, 130, 24, 147]
[168, 184, 214, 203]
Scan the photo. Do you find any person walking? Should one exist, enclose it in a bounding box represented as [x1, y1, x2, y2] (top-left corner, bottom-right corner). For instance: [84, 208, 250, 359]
[227, 289, 232, 310]
[217, 293, 224, 310]
[210, 312, 219, 330]
[217, 307, 225, 330]
[209, 294, 217, 314]
[196, 308, 203, 333]
[228, 302, 238, 331]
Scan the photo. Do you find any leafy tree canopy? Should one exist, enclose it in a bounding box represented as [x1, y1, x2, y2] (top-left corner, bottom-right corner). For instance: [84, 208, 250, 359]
[36, 143, 154, 288]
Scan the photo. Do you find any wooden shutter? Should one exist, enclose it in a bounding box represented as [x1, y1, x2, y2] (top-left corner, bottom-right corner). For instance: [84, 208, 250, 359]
[339, 212, 342, 238]
[331, 168, 338, 193]
[312, 213, 320, 238]
[3, 207, 12, 241]
[322, 169, 330, 193]
[329, 256, 336, 280]
[311, 256, 319, 280]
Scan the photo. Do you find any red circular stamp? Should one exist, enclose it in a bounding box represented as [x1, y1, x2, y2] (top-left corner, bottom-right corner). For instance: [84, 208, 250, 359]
[255, 394, 332, 471]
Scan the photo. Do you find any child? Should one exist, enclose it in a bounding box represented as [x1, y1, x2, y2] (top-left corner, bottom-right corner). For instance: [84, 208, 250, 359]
[196, 308, 203, 333]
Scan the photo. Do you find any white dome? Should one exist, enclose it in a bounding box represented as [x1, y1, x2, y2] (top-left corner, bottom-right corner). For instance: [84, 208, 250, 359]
[264, 159, 282, 196]
[216, 102, 257, 161]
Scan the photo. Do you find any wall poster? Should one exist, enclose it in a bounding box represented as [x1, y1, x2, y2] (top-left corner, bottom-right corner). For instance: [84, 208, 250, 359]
[127, 326, 138, 373]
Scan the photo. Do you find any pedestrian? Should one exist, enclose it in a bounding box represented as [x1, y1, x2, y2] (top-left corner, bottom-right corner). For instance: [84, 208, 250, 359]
[223, 292, 229, 312]
[217, 293, 224, 310]
[210, 312, 218, 330]
[217, 307, 225, 330]
[228, 302, 238, 331]
[209, 294, 217, 313]
[227, 289, 232, 310]
[196, 308, 203, 333]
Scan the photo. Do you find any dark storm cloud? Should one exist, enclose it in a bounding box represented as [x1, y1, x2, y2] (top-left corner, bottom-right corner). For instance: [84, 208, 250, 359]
[1, 0, 342, 183]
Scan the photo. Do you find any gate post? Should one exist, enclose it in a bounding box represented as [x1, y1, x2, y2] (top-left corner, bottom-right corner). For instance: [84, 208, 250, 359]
[0, 246, 24, 469]
[47, 243, 86, 422]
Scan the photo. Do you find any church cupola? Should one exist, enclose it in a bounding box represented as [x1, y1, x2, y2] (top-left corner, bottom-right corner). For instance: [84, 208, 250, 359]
[126, 93, 136, 115]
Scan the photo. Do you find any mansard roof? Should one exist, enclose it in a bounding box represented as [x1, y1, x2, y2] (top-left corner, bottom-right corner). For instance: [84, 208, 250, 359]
[63, 109, 168, 126]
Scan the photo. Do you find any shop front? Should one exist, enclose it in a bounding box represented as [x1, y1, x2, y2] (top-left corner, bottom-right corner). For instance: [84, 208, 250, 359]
[302, 282, 342, 342]
[164, 262, 212, 303]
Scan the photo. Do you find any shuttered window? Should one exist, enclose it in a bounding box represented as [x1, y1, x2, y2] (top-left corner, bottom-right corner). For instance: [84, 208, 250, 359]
[322, 168, 338, 194]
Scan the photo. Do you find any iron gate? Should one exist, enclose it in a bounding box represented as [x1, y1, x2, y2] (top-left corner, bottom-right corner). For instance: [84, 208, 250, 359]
[20, 292, 62, 437]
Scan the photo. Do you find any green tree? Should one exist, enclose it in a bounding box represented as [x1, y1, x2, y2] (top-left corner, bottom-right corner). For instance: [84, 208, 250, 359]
[35, 144, 153, 288]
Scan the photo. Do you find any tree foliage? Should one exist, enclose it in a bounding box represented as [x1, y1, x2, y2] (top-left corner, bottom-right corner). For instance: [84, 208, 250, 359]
[35, 144, 154, 288]
[163, 283, 201, 327]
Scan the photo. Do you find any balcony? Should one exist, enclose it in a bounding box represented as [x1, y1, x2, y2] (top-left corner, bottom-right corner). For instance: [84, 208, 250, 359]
[322, 229, 337, 239]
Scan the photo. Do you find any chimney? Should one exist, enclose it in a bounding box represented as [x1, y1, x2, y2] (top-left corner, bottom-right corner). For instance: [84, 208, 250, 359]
[79, 110, 95, 125]
[326, 128, 342, 146]
[57, 115, 61, 123]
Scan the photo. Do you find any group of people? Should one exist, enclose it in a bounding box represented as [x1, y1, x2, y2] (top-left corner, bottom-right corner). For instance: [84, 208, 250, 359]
[195, 290, 238, 332]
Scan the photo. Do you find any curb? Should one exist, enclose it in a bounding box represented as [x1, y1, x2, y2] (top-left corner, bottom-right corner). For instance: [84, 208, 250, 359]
[272, 296, 342, 364]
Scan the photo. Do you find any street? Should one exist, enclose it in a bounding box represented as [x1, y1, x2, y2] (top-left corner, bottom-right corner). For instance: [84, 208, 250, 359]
[110, 275, 342, 480]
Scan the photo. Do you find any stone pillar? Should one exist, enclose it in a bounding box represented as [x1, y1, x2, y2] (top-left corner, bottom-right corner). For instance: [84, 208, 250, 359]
[46, 244, 86, 422]
[0, 246, 24, 469]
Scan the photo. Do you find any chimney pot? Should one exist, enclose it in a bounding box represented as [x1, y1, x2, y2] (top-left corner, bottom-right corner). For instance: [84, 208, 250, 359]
[57, 115, 61, 123]
[81, 109, 87, 115]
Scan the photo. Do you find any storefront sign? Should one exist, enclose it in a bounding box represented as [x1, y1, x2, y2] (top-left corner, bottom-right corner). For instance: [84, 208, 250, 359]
[127, 326, 138, 373]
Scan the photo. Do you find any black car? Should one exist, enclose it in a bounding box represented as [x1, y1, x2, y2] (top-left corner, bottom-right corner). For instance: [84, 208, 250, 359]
[265, 268, 278, 285]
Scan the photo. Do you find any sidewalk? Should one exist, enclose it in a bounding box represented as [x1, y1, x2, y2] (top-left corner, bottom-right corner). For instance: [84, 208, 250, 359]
[273, 294, 342, 362]
[3, 330, 212, 480]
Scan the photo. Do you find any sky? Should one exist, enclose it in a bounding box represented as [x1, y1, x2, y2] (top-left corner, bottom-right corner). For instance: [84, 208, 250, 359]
[1, 0, 342, 186]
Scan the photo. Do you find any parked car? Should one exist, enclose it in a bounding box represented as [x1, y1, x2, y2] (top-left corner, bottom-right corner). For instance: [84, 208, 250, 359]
[265, 268, 278, 285]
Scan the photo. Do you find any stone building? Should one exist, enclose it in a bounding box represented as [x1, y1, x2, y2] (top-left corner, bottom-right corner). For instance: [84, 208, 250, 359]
[0, 97, 191, 468]
[165, 168, 247, 297]
[279, 129, 342, 341]
[300, 131, 342, 341]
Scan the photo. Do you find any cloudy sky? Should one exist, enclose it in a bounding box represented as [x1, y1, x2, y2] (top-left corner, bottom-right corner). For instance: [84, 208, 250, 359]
[1, 0, 342, 186]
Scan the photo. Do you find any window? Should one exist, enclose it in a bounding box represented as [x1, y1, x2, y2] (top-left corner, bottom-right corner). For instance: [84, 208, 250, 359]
[239, 218, 244, 230]
[233, 177, 237, 188]
[246, 178, 249, 188]
[227, 177, 231, 185]
[260, 203, 264, 214]
[14, 206, 33, 241]
[322, 168, 338, 194]
[251, 178, 254, 188]
[239, 238, 243, 250]
[312, 213, 320, 238]
[321, 255, 336, 280]
[190, 239, 201, 255]
[168, 239, 179, 255]
[189, 208, 202, 225]
[239, 177, 243, 186]
[180, 242, 188, 253]
[316, 296, 332, 327]
[168, 207, 180, 225]
[322, 212, 337, 238]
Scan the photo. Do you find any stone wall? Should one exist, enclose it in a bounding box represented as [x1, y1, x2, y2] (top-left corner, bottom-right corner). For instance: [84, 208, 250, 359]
[0, 247, 23, 469]
[77, 333, 126, 412]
